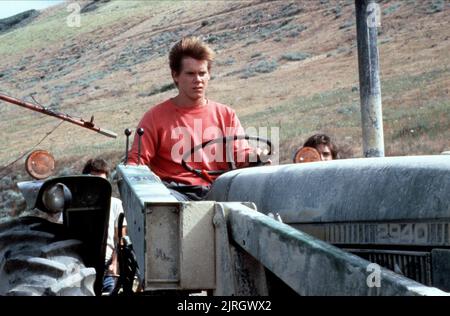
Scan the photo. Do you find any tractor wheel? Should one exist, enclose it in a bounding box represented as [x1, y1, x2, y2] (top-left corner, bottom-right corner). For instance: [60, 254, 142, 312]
[0, 216, 96, 296]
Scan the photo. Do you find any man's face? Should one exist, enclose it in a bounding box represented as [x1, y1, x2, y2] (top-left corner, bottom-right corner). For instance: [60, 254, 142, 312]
[316, 144, 333, 161]
[172, 57, 210, 102]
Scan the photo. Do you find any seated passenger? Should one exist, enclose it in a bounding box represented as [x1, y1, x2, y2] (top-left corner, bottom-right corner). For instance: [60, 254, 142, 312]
[293, 134, 338, 163]
[82, 158, 127, 295]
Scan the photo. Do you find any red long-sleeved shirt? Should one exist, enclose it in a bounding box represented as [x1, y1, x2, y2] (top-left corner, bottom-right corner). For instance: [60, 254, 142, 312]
[128, 99, 250, 186]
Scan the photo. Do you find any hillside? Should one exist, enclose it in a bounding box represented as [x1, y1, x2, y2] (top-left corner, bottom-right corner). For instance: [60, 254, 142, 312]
[0, 0, 449, 183]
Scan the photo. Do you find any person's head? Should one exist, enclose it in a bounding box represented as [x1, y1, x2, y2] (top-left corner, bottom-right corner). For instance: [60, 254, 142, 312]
[169, 36, 215, 101]
[82, 158, 109, 179]
[303, 134, 338, 161]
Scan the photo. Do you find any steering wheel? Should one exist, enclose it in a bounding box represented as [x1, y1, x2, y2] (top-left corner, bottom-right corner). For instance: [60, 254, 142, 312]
[181, 135, 272, 182]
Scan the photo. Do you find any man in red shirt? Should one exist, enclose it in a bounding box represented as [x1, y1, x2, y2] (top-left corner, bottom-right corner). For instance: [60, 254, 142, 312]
[128, 36, 264, 200]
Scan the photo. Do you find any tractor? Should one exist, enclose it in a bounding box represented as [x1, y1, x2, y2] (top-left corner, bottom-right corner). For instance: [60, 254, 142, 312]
[0, 0, 448, 296]
[113, 133, 450, 296]
[2, 130, 449, 296]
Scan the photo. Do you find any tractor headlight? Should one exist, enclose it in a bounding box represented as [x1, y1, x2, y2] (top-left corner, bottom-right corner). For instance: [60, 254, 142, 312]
[41, 183, 72, 213]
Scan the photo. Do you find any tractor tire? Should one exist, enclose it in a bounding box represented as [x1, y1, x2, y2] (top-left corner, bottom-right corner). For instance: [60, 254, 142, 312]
[0, 216, 96, 296]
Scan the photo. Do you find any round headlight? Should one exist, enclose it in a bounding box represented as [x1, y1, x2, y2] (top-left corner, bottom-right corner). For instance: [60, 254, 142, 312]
[41, 183, 72, 213]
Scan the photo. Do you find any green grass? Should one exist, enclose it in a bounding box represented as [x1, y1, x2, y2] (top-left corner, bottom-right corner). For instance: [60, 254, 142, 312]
[279, 52, 312, 62]
[386, 100, 450, 139]
[383, 3, 402, 16]
[426, 0, 446, 14]
[0, 1, 157, 56]
[381, 68, 449, 95]
[239, 66, 450, 161]
[240, 86, 359, 143]
[50, 138, 123, 159]
[241, 87, 356, 125]
[239, 59, 279, 79]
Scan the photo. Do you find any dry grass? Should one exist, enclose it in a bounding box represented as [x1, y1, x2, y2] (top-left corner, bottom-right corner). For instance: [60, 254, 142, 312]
[0, 0, 449, 171]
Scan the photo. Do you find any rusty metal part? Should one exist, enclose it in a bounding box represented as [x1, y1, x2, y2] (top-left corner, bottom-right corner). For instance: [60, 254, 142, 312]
[25, 150, 55, 179]
[0, 93, 117, 138]
[293, 146, 321, 163]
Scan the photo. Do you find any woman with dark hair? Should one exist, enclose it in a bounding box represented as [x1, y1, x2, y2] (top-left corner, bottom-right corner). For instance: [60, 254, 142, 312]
[294, 134, 339, 163]
[303, 134, 338, 161]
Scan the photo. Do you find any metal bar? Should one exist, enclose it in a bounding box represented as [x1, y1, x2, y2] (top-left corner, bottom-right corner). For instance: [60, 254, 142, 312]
[214, 203, 268, 296]
[137, 128, 144, 165]
[355, 0, 384, 157]
[0, 93, 117, 138]
[124, 128, 132, 164]
[224, 203, 448, 296]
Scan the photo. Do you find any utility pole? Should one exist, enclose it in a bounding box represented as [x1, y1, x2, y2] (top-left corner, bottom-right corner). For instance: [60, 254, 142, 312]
[355, 0, 385, 157]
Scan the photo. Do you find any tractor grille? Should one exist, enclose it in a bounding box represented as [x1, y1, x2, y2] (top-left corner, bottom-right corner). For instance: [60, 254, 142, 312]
[348, 249, 432, 286]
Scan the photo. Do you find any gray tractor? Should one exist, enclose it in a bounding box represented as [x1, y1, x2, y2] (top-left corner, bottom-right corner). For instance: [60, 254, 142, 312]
[1, 135, 450, 296]
[0, 162, 111, 295]
[114, 133, 450, 296]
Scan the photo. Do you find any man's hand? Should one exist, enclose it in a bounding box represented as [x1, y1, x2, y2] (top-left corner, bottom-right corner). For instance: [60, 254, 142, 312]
[256, 147, 272, 165]
[247, 147, 272, 167]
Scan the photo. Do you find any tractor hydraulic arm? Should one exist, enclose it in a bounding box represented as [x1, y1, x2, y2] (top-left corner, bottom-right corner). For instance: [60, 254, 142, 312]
[0, 92, 117, 138]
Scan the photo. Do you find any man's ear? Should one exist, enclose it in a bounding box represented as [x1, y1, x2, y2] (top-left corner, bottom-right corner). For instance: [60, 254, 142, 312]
[171, 70, 179, 86]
